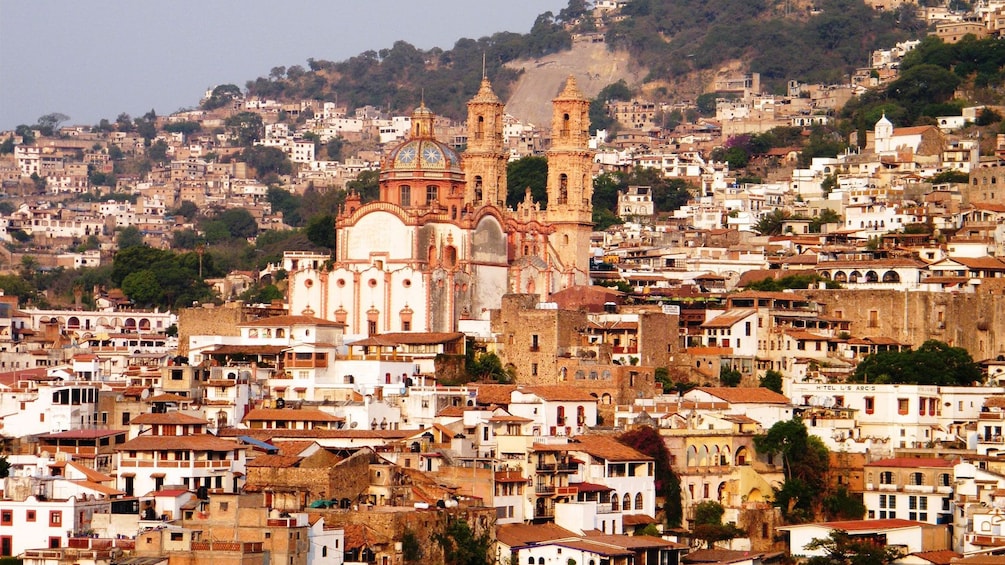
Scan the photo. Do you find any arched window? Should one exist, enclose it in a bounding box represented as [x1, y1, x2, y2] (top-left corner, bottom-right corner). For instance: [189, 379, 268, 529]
[529, 558, 535, 564]
[686, 446, 698, 467]
[623, 493, 631, 511]
[476, 115, 485, 139]
[611, 493, 620, 511]
[322, 546, 328, 557]
[865, 271, 878, 283]
[635, 492, 643, 510]
[577, 405, 586, 425]
[909, 472, 925, 485]
[834, 271, 848, 283]
[474, 176, 483, 202]
[559, 173, 569, 204]
[882, 270, 900, 283]
[556, 406, 566, 426]
[880, 471, 894, 484]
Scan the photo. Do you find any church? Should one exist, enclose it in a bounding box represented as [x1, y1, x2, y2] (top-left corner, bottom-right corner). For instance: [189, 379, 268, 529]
[287, 76, 595, 335]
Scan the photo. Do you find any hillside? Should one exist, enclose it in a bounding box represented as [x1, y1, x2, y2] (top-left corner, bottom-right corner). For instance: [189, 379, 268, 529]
[244, 0, 925, 118]
[504, 41, 645, 126]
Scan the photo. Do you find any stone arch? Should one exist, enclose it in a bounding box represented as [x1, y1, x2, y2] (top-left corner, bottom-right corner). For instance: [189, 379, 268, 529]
[697, 445, 709, 467]
[849, 271, 861, 283]
[882, 270, 900, 283]
[686, 446, 698, 467]
[865, 270, 878, 283]
[139, 318, 151, 331]
[67, 316, 80, 330]
[735, 446, 749, 466]
[833, 271, 848, 283]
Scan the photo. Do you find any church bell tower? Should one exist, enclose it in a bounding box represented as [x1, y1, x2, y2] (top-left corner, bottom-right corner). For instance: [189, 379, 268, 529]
[463, 77, 508, 208]
[545, 75, 594, 280]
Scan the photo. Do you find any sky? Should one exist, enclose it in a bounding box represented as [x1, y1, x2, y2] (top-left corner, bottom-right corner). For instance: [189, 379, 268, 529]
[0, 0, 569, 130]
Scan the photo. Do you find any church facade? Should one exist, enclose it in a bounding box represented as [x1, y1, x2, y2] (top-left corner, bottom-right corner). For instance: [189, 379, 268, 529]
[288, 76, 595, 335]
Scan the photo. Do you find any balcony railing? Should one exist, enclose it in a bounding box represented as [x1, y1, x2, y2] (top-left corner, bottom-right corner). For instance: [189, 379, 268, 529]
[536, 462, 578, 473]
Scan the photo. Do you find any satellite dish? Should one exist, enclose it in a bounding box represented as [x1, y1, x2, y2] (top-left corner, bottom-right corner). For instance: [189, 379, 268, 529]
[141, 388, 150, 400]
[349, 421, 358, 428]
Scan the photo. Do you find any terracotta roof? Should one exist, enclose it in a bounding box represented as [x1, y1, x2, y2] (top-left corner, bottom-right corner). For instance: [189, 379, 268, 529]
[691, 387, 791, 404]
[570, 482, 613, 493]
[907, 550, 962, 565]
[954, 256, 1005, 270]
[781, 518, 927, 531]
[130, 412, 209, 425]
[585, 532, 681, 549]
[472, 384, 518, 405]
[488, 413, 534, 423]
[146, 393, 192, 403]
[865, 457, 954, 468]
[342, 523, 391, 550]
[496, 470, 527, 483]
[117, 434, 239, 452]
[271, 440, 317, 457]
[547, 539, 632, 557]
[568, 435, 652, 462]
[246, 454, 303, 468]
[243, 408, 343, 422]
[522, 385, 598, 402]
[70, 480, 124, 496]
[435, 406, 466, 418]
[239, 315, 345, 328]
[67, 461, 115, 483]
[701, 308, 757, 329]
[496, 523, 579, 548]
[217, 428, 411, 441]
[38, 429, 125, 440]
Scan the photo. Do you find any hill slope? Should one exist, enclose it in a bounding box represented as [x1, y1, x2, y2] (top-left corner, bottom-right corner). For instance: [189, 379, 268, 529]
[504, 41, 644, 126]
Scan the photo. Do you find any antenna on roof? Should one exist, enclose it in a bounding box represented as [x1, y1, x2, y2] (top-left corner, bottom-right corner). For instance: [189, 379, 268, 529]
[482, 52, 487, 79]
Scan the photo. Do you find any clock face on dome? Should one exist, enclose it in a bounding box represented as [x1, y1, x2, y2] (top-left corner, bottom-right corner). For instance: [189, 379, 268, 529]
[397, 145, 417, 164]
[422, 145, 443, 166]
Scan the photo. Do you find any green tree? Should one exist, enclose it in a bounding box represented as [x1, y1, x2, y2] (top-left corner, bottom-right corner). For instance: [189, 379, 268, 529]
[810, 209, 842, 233]
[692, 500, 744, 548]
[506, 156, 549, 208]
[804, 529, 903, 565]
[402, 529, 423, 563]
[0, 455, 9, 478]
[720, 367, 742, 387]
[822, 486, 866, 521]
[36, 112, 70, 136]
[468, 352, 515, 383]
[305, 214, 337, 250]
[930, 170, 969, 184]
[754, 209, 790, 235]
[851, 339, 982, 385]
[434, 518, 491, 565]
[202, 84, 242, 110]
[163, 121, 201, 135]
[121, 269, 163, 306]
[226, 112, 265, 146]
[218, 208, 260, 239]
[617, 425, 683, 527]
[760, 370, 784, 394]
[755, 418, 830, 522]
[346, 170, 380, 203]
[172, 200, 200, 221]
[117, 226, 145, 250]
[242, 145, 292, 180]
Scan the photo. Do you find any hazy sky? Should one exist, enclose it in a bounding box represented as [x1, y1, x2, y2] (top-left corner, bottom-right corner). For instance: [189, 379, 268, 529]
[0, 0, 568, 130]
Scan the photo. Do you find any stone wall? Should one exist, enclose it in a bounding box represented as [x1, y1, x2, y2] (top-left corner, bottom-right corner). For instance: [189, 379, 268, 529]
[799, 287, 1005, 360]
[177, 302, 246, 356]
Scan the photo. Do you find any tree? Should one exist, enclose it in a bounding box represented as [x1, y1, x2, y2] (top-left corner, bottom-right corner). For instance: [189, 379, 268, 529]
[172, 200, 200, 221]
[226, 112, 264, 146]
[692, 500, 744, 548]
[468, 352, 515, 383]
[218, 208, 260, 239]
[822, 486, 866, 521]
[434, 518, 491, 565]
[720, 367, 742, 387]
[36, 112, 69, 136]
[402, 529, 423, 563]
[804, 530, 903, 565]
[930, 170, 969, 184]
[618, 425, 683, 527]
[810, 209, 842, 233]
[507, 156, 548, 208]
[305, 214, 336, 250]
[121, 269, 163, 306]
[760, 370, 783, 394]
[754, 209, 790, 235]
[851, 340, 982, 385]
[117, 226, 145, 250]
[242, 145, 293, 180]
[346, 170, 380, 203]
[754, 418, 830, 522]
[202, 84, 242, 110]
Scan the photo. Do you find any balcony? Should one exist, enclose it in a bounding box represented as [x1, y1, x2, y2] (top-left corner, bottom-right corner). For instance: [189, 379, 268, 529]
[536, 462, 578, 473]
[191, 541, 264, 553]
[904, 484, 935, 493]
[878, 483, 897, 492]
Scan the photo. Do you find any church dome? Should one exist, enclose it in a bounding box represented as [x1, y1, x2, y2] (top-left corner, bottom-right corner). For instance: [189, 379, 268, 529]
[386, 138, 461, 173]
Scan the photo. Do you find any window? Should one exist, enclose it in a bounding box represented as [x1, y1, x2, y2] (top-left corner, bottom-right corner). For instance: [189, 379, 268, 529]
[49, 510, 62, 527]
[910, 472, 924, 486]
[426, 185, 438, 204]
[171, 532, 184, 541]
[400, 185, 411, 207]
[879, 494, 887, 508]
[909, 496, 918, 510]
[0, 510, 9, 526]
[880, 471, 894, 485]
[897, 398, 908, 415]
[0, 537, 10, 557]
[889, 496, 896, 509]
[745, 321, 751, 336]
[122, 412, 131, 425]
[920, 497, 928, 510]
[26, 510, 35, 522]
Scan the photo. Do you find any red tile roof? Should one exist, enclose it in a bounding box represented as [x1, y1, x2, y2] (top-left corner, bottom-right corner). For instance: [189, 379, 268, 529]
[692, 387, 791, 404]
[130, 412, 209, 425]
[117, 434, 239, 452]
[865, 457, 954, 468]
[243, 408, 343, 422]
[239, 315, 345, 328]
[569, 434, 653, 462]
